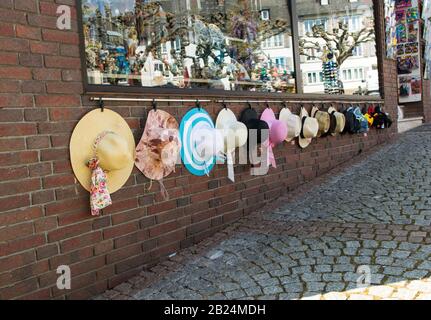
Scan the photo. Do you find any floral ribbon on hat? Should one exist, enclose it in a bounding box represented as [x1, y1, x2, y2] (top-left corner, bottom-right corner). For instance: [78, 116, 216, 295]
[87, 131, 113, 216]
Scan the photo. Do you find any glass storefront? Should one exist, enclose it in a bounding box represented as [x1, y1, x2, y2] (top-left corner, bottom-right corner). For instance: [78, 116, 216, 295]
[80, 0, 294, 92]
[79, 0, 380, 96]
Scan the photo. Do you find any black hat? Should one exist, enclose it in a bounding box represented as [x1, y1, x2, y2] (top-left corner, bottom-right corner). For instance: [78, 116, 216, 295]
[240, 108, 269, 146]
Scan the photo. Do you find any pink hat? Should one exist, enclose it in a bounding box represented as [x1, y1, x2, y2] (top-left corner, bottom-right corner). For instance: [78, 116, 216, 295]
[260, 108, 288, 168]
[135, 109, 181, 199]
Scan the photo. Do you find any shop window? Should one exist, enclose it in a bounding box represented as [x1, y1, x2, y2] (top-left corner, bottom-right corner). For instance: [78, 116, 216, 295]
[296, 0, 380, 95]
[80, 0, 295, 93]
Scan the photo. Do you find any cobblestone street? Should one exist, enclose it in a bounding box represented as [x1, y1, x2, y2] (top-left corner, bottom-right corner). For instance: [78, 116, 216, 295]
[98, 126, 431, 300]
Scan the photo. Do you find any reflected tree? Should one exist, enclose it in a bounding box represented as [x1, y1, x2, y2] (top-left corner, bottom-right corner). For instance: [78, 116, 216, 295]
[299, 19, 375, 67]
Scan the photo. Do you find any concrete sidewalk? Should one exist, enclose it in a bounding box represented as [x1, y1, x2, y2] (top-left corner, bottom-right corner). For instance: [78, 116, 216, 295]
[97, 126, 431, 300]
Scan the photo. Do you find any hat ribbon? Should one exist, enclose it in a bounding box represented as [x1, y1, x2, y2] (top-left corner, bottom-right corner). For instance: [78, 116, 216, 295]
[86, 131, 114, 216]
[300, 116, 307, 139]
[226, 151, 235, 182]
[262, 139, 277, 169]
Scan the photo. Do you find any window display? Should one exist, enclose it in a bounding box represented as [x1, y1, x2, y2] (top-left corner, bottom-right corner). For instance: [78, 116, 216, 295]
[394, 0, 422, 103]
[296, 0, 380, 95]
[80, 0, 295, 93]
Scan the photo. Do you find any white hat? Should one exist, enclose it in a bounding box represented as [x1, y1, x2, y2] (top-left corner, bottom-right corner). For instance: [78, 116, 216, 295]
[299, 108, 319, 149]
[216, 108, 248, 154]
[279, 108, 301, 142]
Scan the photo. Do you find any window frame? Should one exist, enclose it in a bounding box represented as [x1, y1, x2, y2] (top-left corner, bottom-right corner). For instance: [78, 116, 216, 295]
[76, 0, 383, 100]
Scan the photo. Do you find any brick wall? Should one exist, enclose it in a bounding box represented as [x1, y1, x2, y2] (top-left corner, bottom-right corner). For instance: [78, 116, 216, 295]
[0, 0, 398, 299]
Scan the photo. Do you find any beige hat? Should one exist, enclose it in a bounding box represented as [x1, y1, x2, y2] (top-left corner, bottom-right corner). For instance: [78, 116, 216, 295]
[328, 107, 346, 136]
[311, 106, 330, 137]
[70, 108, 135, 193]
[279, 108, 301, 142]
[299, 107, 319, 149]
[216, 108, 248, 154]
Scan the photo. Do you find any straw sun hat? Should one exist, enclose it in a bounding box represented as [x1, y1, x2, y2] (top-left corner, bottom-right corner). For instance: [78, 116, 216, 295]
[70, 108, 135, 194]
[327, 107, 346, 136]
[311, 106, 331, 137]
[298, 107, 319, 149]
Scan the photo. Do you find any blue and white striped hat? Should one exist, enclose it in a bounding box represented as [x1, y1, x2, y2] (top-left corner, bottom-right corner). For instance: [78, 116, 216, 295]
[180, 108, 223, 176]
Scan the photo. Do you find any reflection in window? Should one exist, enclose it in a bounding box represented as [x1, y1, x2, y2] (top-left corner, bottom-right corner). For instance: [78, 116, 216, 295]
[296, 0, 379, 95]
[81, 0, 295, 93]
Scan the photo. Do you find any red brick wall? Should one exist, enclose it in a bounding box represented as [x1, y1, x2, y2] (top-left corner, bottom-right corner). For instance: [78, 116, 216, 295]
[0, 0, 398, 299]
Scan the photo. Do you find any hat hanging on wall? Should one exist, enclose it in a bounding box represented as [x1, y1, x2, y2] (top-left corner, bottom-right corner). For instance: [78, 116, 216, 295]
[279, 107, 301, 142]
[135, 109, 181, 199]
[216, 107, 248, 182]
[70, 109, 135, 216]
[240, 107, 269, 146]
[327, 107, 346, 136]
[240, 106, 270, 165]
[180, 107, 224, 177]
[260, 107, 288, 168]
[299, 107, 319, 149]
[311, 106, 331, 137]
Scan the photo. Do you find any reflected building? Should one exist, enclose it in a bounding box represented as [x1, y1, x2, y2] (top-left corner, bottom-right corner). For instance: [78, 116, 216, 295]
[296, 0, 378, 95]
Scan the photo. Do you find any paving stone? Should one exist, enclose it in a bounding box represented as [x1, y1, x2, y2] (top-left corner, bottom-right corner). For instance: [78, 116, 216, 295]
[376, 256, 394, 265]
[322, 292, 348, 300]
[263, 286, 283, 295]
[325, 282, 346, 292]
[383, 266, 406, 276]
[257, 278, 279, 288]
[333, 264, 355, 273]
[417, 261, 431, 270]
[283, 282, 304, 293]
[322, 273, 343, 282]
[368, 286, 394, 298]
[403, 269, 429, 280]
[291, 266, 312, 275]
[392, 288, 418, 300]
[349, 294, 373, 300]
[306, 282, 326, 292]
[225, 289, 246, 299]
[407, 281, 431, 293]
[391, 250, 411, 259]
[314, 264, 332, 273]
[279, 292, 301, 300]
[244, 286, 263, 297]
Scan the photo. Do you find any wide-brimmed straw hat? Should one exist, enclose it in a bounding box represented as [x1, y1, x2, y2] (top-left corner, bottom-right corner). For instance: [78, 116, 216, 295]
[299, 107, 319, 149]
[279, 108, 301, 142]
[311, 106, 331, 137]
[70, 108, 135, 193]
[327, 107, 346, 136]
[180, 108, 223, 176]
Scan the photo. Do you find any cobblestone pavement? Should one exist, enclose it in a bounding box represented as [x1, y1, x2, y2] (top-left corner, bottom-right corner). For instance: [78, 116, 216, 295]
[98, 127, 431, 300]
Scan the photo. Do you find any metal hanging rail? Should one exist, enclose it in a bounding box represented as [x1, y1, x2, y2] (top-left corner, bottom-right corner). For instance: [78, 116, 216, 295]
[89, 97, 212, 103]
[90, 97, 384, 104]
